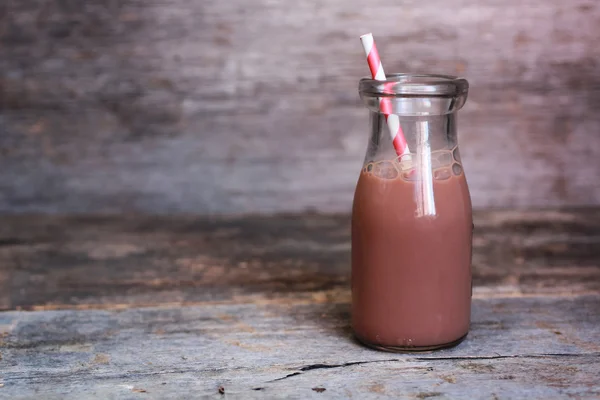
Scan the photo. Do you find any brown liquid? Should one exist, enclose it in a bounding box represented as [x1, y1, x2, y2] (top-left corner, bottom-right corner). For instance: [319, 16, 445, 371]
[351, 163, 472, 351]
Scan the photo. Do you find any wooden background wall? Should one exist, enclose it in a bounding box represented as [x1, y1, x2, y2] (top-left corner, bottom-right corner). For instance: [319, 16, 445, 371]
[1, 0, 599, 214]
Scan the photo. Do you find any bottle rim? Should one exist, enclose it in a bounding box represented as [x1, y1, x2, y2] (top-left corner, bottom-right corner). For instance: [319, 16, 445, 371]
[359, 73, 469, 98]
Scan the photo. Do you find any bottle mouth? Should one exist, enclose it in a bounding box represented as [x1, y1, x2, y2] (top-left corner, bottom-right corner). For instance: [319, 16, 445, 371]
[359, 73, 469, 97]
[359, 73, 469, 116]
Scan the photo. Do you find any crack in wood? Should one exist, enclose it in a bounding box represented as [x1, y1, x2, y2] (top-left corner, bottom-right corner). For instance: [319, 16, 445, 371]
[0, 238, 29, 246]
[299, 360, 399, 371]
[267, 353, 600, 383]
[269, 359, 401, 382]
[9, 353, 595, 384]
[269, 372, 302, 382]
[414, 352, 598, 361]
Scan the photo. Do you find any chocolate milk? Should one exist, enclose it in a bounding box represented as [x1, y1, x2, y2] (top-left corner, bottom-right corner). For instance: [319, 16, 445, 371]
[351, 157, 473, 351]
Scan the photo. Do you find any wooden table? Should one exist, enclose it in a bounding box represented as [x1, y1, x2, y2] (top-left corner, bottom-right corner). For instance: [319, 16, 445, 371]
[0, 209, 599, 399]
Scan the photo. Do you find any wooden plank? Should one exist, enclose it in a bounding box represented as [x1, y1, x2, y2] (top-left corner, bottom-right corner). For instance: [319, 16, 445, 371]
[0, 295, 598, 398]
[1, 1, 600, 214]
[0, 209, 598, 397]
[0, 209, 599, 311]
[0, 271, 9, 311]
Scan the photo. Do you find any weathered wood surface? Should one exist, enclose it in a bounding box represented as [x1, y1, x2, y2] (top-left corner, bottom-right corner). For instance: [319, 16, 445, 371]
[0, 209, 599, 311]
[0, 209, 599, 398]
[0, 297, 599, 399]
[2, 1, 600, 214]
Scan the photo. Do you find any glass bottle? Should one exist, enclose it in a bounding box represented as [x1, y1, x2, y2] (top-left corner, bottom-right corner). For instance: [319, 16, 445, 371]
[352, 74, 472, 351]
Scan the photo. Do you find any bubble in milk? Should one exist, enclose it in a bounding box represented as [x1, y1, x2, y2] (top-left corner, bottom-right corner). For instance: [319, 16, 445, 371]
[452, 163, 463, 176]
[396, 154, 413, 172]
[434, 168, 452, 180]
[453, 146, 461, 163]
[432, 151, 452, 169]
[373, 161, 399, 179]
[401, 170, 417, 181]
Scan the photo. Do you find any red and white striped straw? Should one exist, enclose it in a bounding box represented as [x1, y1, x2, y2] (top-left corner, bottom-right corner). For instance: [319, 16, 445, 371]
[359, 33, 410, 157]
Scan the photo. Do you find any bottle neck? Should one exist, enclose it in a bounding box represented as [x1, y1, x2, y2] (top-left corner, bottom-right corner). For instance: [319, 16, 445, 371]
[365, 113, 458, 163]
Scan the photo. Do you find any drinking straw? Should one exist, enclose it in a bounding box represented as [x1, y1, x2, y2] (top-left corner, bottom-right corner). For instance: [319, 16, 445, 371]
[415, 120, 436, 216]
[359, 33, 411, 157]
[360, 33, 435, 216]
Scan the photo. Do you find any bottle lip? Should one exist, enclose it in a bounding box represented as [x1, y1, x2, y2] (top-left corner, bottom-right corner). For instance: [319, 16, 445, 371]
[359, 73, 469, 97]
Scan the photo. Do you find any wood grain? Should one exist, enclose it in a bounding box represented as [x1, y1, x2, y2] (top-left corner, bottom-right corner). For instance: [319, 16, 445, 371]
[0, 209, 599, 397]
[1, 0, 600, 214]
[0, 296, 598, 398]
[0, 209, 599, 311]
